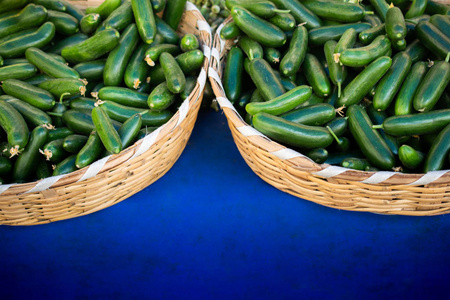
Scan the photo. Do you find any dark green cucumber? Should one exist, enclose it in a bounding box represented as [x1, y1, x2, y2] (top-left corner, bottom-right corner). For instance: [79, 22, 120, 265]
[307, 148, 328, 164]
[0, 4, 48, 39]
[424, 123, 450, 172]
[104, 23, 139, 87]
[60, 0, 85, 21]
[0, 22, 55, 58]
[368, 0, 390, 21]
[335, 27, 357, 54]
[341, 157, 371, 170]
[151, 0, 166, 13]
[62, 109, 96, 135]
[268, 12, 296, 32]
[101, 101, 173, 127]
[373, 51, 412, 111]
[405, 0, 427, 19]
[338, 35, 391, 67]
[366, 104, 399, 155]
[117, 112, 142, 149]
[80, 13, 102, 34]
[161, 0, 186, 30]
[25, 74, 54, 86]
[144, 44, 180, 67]
[131, 0, 157, 44]
[0, 156, 12, 176]
[225, 0, 289, 18]
[415, 21, 450, 60]
[326, 116, 348, 137]
[398, 144, 424, 170]
[98, 86, 148, 109]
[35, 157, 52, 180]
[246, 85, 312, 116]
[31, 0, 66, 12]
[308, 22, 371, 46]
[223, 46, 244, 105]
[394, 61, 428, 116]
[375, 109, 450, 136]
[281, 103, 336, 126]
[270, 0, 322, 29]
[180, 34, 199, 52]
[303, 53, 331, 98]
[2, 95, 52, 126]
[0, 63, 37, 81]
[61, 28, 120, 64]
[413, 55, 450, 112]
[159, 52, 186, 94]
[147, 82, 176, 111]
[403, 39, 428, 64]
[2, 79, 55, 110]
[0, 0, 30, 14]
[63, 134, 88, 154]
[429, 14, 450, 39]
[347, 104, 395, 170]
[385, 6, 407, 41]
[101, 0, 133, 32]
[252, 112, 334, 149]
[337, 56, 392, 107]
[302, 0, 370, 23]
[46, 32, 88, 55]
[52, 154, 77, 175]
[359, 24, 385, 45]
[179, 76, 197, 100]
[25, 47, 79, 79]
[220, 21, 242, 40]
[265, 47, 281, 67]
[47, 9, 79, 36]
[248, 58, 285, 101]
[230, 6, 286, 48]
[124, 41, 158, 90]
[92, 105, 122, 154]
[280, 25, 308, 77]
[73, 59, 106, 81]
[38, 78, 86, 99]
[154, 15, 180, 45]
[0, 99, 29, 151]
[12, 124, 49, 182]
[68, 97, 96, 113]
[75, 131, 104, 169]
[324, 40, 346, 98]
[237, 36, 263, 61]
[47, 127, 74, 142]
[85, 0, 121, 20]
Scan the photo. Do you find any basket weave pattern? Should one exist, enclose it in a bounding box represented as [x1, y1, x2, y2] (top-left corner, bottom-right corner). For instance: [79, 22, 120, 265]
[209, 17, 450, 216]
[0, 1, 212, 225]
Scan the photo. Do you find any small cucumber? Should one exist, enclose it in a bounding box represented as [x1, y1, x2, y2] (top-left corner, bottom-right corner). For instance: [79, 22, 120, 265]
[73, 59, 106, 82]
[98, 87, 148, 109]
[2, 79, 55, 110]
[303, 53, 331, 98]
[60, 0, 85, 21]
[46, 32, 88, 55]
[161, 0, 186, 30]
[0, 4, 48, 39]
[429, 14, 450, 39]
[63, 134, 88, 153]
[116, 112, 143, 149]
[248, 58, 285, 101]
[38, 78, 86, 99]
[424, 124, 450, 172]
[324, 40, 346, 98]
[338, 35, 391, 67]
[147, 82, 176, 111]
[225, 0, 290, 18]
[220, 21, 242, 40]
[124, 42, 157, 90]
[131, 0, 157, 44]
[223, 46, 244, 105]
[280, 25, 308, 77]
[47, 9, 79, 36]
[180, 34, 199, 52]
[0, 99, 29, 151]
[31, 0, 66, 12]
[75, 131, 104, 169]
[359, 24, 385, 45]
[403, 39, 428, 64]
[270, 0, 322, 29]
[52, 154, 77, 176]
[85, 0, 121, 20]
[154, 15, 180, 45]
[368, 0, 390, 21]
[385, 6, 407, 41]
[268, 12, 296, 32]
[25, 47, 80, 79]
[159, 52, 186, 94]
[101, 0, 134, 32]
[341, 157, 371, 171]
[302, 0, 370, 23]
[405, 0, 428, 19]
[237, 36, 264, 61]
[144, 44, 180, 67]
[2, 95, 52, 127]
[151, 0, 166, 13]
[80, 13, 102, 34]
[0, 63, 37, 81]
[398, 144, 424, 170]
[92, 105, 122, 154]
[308, 22, 372, 46]
[281, 103, 336, 126]
[415, 21, 450, 60]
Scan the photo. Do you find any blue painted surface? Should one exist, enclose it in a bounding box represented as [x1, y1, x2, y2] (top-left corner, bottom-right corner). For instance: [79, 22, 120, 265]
[1, 108, 450, 300]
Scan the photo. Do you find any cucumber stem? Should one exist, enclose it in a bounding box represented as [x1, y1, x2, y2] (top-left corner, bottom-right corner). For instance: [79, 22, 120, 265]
[326, 125, 341, 144]
[59, 92, 71, 103]
[372, 124, 383, 130]
[446, 52, 450, 63]
[47, 112, 63, 117]
[273, 9, 291, 14]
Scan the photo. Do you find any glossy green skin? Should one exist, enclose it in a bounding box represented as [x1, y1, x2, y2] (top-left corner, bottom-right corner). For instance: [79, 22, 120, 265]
[104, 23, 139, 86]
[75, 131, 104, 169]
[80, 13, 102, 34]
[226, 0, 286, 18]
[92, 105, 122, 154]
[13, 125, 48, 183]
[69, 97, 96, 112]
[0, 100, 29, 149]
[268, 12, 296, 32]
[148, 82, 176, 111]
[252, 112, 334, 149]
[60, 0, 85, 21]
[337, 56, 392, 107]
[335, 28, 357, 53]
[347, 104, 395, 170]
[302, 0, 367, 23]
[339, 35, 391, 67]
[424, 124, 450, 172]
[3, 95, 52, 126]
[341, 157, 370, 171]
[248, 58, 285, 102]
[413, 60, 450, 112]
[403, 39, 428, 64]
[86, 0, 121, 20]
[117, 113, 142, 149]
[308, 22, 371, 46]
[303, 53, 331, 98]
[220, 21, 242, 40]
[63, 109, 97, 135]
[61, 28, 120, 64]
[368, 0, 390, 21]
[0, 0, 29, 14]
[326, 117, 348, 137]
[180, 34, 199, 52]
[373, 52, 412, 112]
[162, 0, 186, 30]
[98, 87, 148, 109]
[430, 14, 450, 39]
[144, 44, 180, 66]
[26, 47, 80, 79]
[270, 0, 322, 29]
[281, 103, 336, 126]
[31, 0, 66, 12]
[38, 78, 85, 98]
[154, 16, 180, 45]
[151, 0, 166, 13]
[394, 61, 428, 116]
[131, 0, 157, 44]
[47, 127, 74, 142]
[0, 4, 48, 39]
[124, 42, 154, 90]
[47, 10, 79, 36]
[324, 40, 346, 97]
[237, 36, 263, 60]
[223, 46, 244, 105]
[42, 138, 68, 163]
[46, 32, 88, 55]
[386, 6, 407, 41]
[398, 144, 424, 170]
[73, 59, 106, 81]
[280, 26, 308, 77]
[381, 109, 450, 136]
[160, 52, 185, 94]
[2, 79, 55, 110]
[231, 6, 286, 48]
[0, 156, 12, 176]
[366, 104, 399, 156]
[405, 0, 427, 19]
[52, 154, 77, 176]
[63, 134, 88, 153]
[359, 24, 385, 45]
[415, 21, 450, 60]
[363, 14, 383, 27]
[0, 22, 55, 58]
[0, 63, 37, 81]
[101, 101, 173, 127]
[307, 148, 328, 164]
[246, 85, 312, 116]
[100, 0, 133, 32]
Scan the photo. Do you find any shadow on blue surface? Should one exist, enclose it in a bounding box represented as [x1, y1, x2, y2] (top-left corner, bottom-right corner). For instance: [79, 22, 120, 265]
[1, 108, 449, 300]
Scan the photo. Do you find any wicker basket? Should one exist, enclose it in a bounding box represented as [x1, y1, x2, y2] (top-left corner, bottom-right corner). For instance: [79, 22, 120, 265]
[0, 1, 212, 225]
[208, 16, 450, 216]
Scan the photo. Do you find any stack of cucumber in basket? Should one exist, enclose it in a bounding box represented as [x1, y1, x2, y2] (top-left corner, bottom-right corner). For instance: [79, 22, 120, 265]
[0, 0, 205, 184]
[221, 0, 450, 174]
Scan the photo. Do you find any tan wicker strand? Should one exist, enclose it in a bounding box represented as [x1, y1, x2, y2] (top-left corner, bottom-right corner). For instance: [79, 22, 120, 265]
[209, 17, 450, 216]
[0, 1, 212, 225]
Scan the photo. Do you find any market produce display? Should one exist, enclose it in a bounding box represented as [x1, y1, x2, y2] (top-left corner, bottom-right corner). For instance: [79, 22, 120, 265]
[219, 0, 450, 174]
[0, 0, 206, 185]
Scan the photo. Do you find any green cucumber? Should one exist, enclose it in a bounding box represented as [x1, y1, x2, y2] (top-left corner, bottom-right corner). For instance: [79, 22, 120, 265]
[131, 0, 157, 44]
[225, 0, 290, 18]
[324, 40, 346, 98]
[424, 123, 450, 172]
[0, 99, 29, 151]
[98, 87, 148, 108]
[75, 131, 104, 169]
[159, 52, 186, 94]
[270, 0, 322, 29]
[147, 82, 176, 111]
[429, 14, 450, 39]
[223, 46, 244, 105]
[280, 25, 308, 77]
[85, 0, 121, 20]
[62, 109, 96, 135]
[116, 112, 142, 149]
[338, 35, 391, 67]
[0, 4, 48, 39]
[303, 53, 331, 98]
[73, 59, 106, 82]
[151, 0, 166, 13]
[24, 74, 55, 86]
[308, 22, 372, 46]
[237, 36, 264, 61]
[2, 79, 55, 110]
[68, 97, 96, 113]
[52, 154, 77, 175]
[144, 44, 180, 67]
[63, 134, 88, 153]
[31, 0, 66, 12]
[2, 95, 52, 126]
[92, 105, 122, 154]
[248, 58, 285, 101]
[0, 156, 12, 176]
[48, 127, 74, 142]
[47, 9, 79, 36]
[281, 103, 336, 126]
[38, 78, 86, 99]
[80, 13, 102, 34]
[25, 47, 79, 79]
[180, 34, 199, 52]
[268, 12, 296, 32]
[264, 47, 282, 67]
[60, 0, 85, 21]
[415, 21, 450, 60]
[154, 15, 180, 45]
[341, 157, 371, 171]
[405, 0, 428, 19]
[403, 39, 428, 64]
[368, 0, 390, 21]
[220, 21, 242, 40]
[398, 144, 424, 170]
[359, 24, 385, 45]
[0, 63, 37, 81]
[307, 148, 329, 164]
[302, 0, 370, 23]
[161, 0, 186, 30]
[124, 42, 157, 90]
[46, 32, 88, 55]
[101, 0, 133, 32]
[385, 6, 407, 41]
[0, 0, 30, 14]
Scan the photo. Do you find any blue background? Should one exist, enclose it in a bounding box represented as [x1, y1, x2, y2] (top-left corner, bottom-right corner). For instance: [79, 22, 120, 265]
[1, 107, 449, 300]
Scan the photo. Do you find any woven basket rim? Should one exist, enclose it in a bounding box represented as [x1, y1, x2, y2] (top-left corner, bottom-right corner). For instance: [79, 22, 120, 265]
[209, 16, 450, 187]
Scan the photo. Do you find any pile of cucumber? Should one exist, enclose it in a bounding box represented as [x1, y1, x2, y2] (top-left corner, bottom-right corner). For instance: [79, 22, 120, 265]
[0, 0, 205, 184]
[221, 0, 450, 173]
